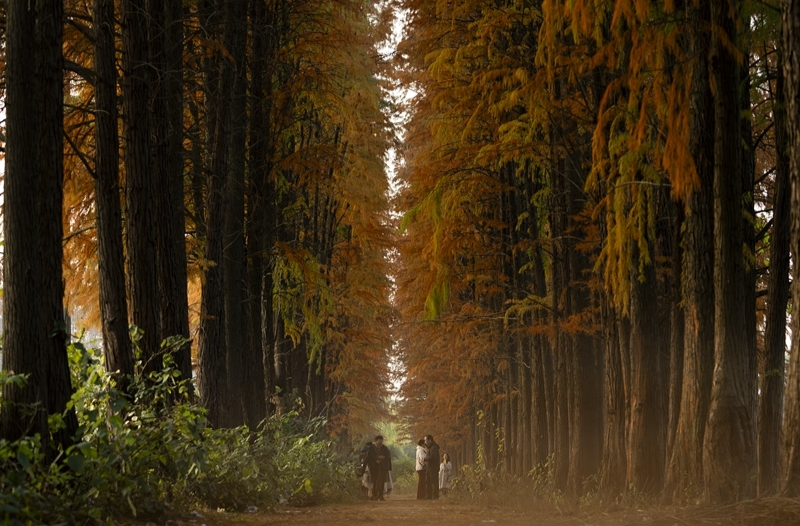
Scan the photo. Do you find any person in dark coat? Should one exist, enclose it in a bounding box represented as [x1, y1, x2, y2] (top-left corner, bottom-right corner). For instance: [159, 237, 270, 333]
[424, 434, 440, 499]
[364, 435, 392, 500]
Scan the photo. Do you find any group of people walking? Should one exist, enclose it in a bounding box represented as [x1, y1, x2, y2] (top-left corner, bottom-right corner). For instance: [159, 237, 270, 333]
[358, 433, 453, 501]
[415, 434, 452, 500]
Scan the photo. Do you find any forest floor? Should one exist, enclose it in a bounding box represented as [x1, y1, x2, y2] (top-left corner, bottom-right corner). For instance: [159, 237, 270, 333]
[157, 493, 800, 526]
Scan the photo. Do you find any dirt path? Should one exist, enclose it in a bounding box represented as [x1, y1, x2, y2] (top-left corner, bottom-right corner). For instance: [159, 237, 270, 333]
[169, 494, 800, 526]
[252, 494, 577, 526]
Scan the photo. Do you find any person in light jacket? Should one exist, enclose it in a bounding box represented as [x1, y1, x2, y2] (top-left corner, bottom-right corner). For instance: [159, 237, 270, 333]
[415, 439, 427, 500]
[439, 452, 453, 495]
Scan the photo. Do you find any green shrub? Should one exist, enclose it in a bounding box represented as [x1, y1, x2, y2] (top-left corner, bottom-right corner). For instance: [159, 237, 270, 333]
[390, 456, 417, 494]
[0, 339, 357, 525]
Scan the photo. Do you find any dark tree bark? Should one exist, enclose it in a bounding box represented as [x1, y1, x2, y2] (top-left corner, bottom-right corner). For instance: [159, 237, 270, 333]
[150, 0, 191, 383]
[149, 0, 171, 346]
[36, 0, 77, 450]
[549, 157, 571, 492]
[666, 205, 685, 468]
[524, 169, 549, 471]
[565, 156, 602, 498]
[626, 250, 665, 493]
[165, 0, 193, 383]
[1, 0, 50, 446]
[223, 0, 249, 428]
[568, 290, 603, 497]
[520, 336, 533, 474]
[241, 0, 270, 429]
[122, 0, 161, 374]
[530, 237, 551, 468]
[94, 0, 133, 381]
[780, 0, 800, 496]
[740, 48, 759, 493]
[600, 299, 627, 496]
[758, 53, 790, 496]
[665, 0, 716, 496]
[198, 0, 236, 427]
[703, 0, 756, 501]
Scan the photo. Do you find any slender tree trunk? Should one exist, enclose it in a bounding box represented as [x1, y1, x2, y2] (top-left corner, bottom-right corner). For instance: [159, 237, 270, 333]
[122, 0, 161, 374]
[758, 53, 790, 496]
[151, 0, 192, 382]
[526, 170, 549, 469]
[740, 48, 759, 490]
[553, 332, 571, 490]
[549, 155, 571, 491]
[242, 0, 269, 429]
[150, 0, 181, 354]
[36, 0, 77, 450]
[166, 1, 193, 384]
[703, 0, 756, 501]
[94, 0, 133, 381]
[780, 0, 800, 496]
[198, 0, 234, 427]
[521, 336, 533, 474]
[666, 206, 685, 467]
[223, 0, 249, 428]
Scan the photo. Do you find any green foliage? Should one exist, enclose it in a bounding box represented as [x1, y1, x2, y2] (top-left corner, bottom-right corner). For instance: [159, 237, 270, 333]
[389, 456, 417, 494]
[0, 341, 356, 525]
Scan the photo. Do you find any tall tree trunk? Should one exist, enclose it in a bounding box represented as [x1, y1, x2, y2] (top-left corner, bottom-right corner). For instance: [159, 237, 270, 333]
[151, 0, 192, 382]
[541, 328, 556, 464]
[122, 0, 161, 374]
[703, 0, 756, 501]
[36, 0, 77, 450]
[549, 154, 571, 491]
[666, 205, 685, 468]
[1, 0, 50, 447]
[527, 170, 549, 469]
[665, 0, 716, 495]
[565, 165, 602, 497]
[521, 337, 533, 474]
[758, 53, 790, 496]
[740, 47, 759, 491]
[223, 0, 249, 428]
[150, 0, 176, 347]
[198, 0, 235, 427]
[94, 0, 133, 381]
[780, 0, 800, 496]
[166, 0, 192, 384]
[242, 0, 270, 429]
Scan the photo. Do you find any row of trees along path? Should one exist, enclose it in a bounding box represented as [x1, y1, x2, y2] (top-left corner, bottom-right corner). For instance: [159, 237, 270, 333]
[2, 0, 800, 508]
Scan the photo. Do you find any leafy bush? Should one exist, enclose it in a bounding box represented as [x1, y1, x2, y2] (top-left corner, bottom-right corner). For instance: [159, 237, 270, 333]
[0, 340, 356, 525]
[389, 456, 417, 494]
[450, 446, 563, 511]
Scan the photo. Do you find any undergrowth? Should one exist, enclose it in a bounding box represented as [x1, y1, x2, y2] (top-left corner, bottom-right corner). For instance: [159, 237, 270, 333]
[450, 451, 800, 526]
[450, 451, 650, 515]
[388, 456, 417, 494]
[0, 339, 356, 525]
